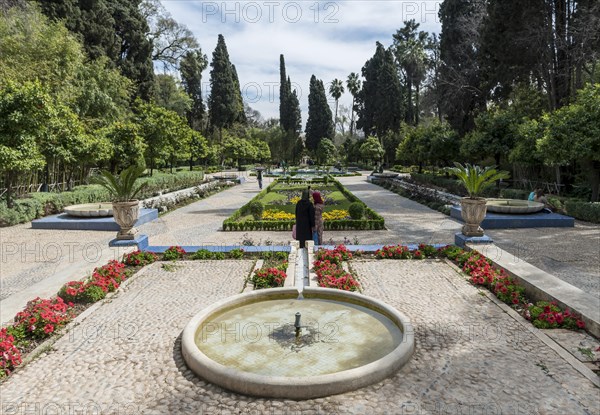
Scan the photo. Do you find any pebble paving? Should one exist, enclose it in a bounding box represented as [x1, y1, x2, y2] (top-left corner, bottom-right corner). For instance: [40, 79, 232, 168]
[1, 259, 598, 414]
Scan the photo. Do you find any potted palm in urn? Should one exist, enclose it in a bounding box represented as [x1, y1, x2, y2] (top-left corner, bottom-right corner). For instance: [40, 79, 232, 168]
[92, 165, 148, 240]
[447, 163, 510, 237]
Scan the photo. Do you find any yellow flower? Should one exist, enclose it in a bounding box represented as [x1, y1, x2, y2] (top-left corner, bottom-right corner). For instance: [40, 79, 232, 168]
[262, 209, 295, 221]
[289, 196, 300, 204]
[323, 210, 349, 221]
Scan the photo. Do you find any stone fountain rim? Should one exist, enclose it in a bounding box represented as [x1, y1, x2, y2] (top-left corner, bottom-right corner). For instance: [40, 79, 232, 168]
[485, 198, 545, 213]
[181, 287, 415, 399]
[63, 202, 114, 217]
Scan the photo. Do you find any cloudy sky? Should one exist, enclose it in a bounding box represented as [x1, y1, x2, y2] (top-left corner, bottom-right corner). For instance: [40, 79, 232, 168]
[162, 1, 443, 124]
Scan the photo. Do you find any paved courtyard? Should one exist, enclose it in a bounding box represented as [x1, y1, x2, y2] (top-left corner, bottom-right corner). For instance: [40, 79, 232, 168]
[1, 260, 598, 414]
[0, 173, 598, 414]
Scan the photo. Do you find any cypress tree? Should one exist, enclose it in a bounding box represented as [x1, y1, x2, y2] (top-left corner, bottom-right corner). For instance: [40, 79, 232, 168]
[356, 42, 386, 136]
[305, 75, 334, 151]
[279, 54, 290, 130]
[180, 49, 208, 131]
[374, 49, 404, 136]
[231, 64, 247, 124]
[209, 34, 237, 137]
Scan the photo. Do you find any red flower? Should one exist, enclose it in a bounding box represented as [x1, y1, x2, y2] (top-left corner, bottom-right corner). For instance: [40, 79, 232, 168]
[576, 320, 585, 329]
[43, 324, 54, 334]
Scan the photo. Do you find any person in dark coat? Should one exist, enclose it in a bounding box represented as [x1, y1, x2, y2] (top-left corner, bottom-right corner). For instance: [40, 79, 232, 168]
[256, 169, 263, 189]
[295, 189, 315, 249]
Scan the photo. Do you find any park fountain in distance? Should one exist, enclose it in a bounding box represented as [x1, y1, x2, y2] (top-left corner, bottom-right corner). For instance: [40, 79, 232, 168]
[181, 287, 414, 399]
[485, 199, 544, 214]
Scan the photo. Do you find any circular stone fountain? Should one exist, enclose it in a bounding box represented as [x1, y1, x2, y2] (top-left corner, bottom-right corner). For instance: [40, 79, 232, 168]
[181, 287, 414, 399]
[486, 199, 544, 214]
[64, 203, 113, 217]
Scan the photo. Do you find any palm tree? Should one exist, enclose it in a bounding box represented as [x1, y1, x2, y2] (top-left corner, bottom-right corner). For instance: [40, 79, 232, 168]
[329, 78, 344, 132]
[346, 72, 361, 136]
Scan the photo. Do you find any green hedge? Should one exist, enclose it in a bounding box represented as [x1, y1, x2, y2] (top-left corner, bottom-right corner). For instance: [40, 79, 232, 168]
[565, 201, 600, 223]
[499, 189, 530, 199]
[0, 171, 205, 227]
[410, 173, 499, 197]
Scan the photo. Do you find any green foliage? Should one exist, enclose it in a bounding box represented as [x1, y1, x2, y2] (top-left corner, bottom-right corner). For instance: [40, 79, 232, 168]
[209, 34, 239, 131]
[565, 201, 600, 223]
[90, 165, 148, 202]
[360, 136, 385, 164]
[316, 138, 337, 165]
[154, 74, 192, 117]
[228, 249, 245, 259]
[461, 108, 519, 165]
[103, 121, 147, 172]
[191, 249, 212, 260]
[348, 202, 365, 220]
[446, 163, 510, 198]
[82, 285, 107, 303]
[180, 49, 208, 130]
[305, 75, 334, 151]
[248, 201, 264, 220]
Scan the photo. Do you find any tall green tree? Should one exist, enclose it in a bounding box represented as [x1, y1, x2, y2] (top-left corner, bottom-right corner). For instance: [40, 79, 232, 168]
[208, 34, 237, 139]
[305, 75, 334, 151]
[0, 81, 51, 207]
[279, 55, 302, 161]
[438, 0, 486, 134]
[180, 49, 208, 131]
[231, 64, 247, 124]
[329, 78, 344, 132]
[538, 83, 600, 200]
[393, 19, 428, 125]
[346, 72, 361, 136]
[154, 74, 192, 117]
[356, 42, 386, 136]
[360, 136, 385, 167]
[375, 49, 404, 137]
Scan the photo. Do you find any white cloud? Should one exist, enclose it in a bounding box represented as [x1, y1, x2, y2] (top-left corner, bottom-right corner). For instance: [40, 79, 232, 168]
[160, 0, 442, 123]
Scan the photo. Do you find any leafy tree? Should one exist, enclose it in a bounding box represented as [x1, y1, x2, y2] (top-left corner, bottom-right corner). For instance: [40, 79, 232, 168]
[142, 0, 199, 70]
[396, 125, 429, 172]
[305, 75, 334, 151]
[222, 133, 257, 168]
[538, 83, 600, 200]
[103, 121, 146, 173]
[154, 74, 192, 117]
[209, 34, 238, 139]
[189, 130, 209, 169]
[360, 136, 385, 167]
[346, 72, 362, 136]
[316, 138, 337, 165]
[136, 101, 190, 175]
[180, 49, 208, 131]
[0, 81, 50, 207]
[0, 5, 84, 98]
[329, 79, 344, 131]
[460, 108, 519, 165]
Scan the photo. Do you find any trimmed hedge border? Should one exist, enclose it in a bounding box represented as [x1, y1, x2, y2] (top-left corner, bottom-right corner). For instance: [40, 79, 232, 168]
[0, 171, 206, 227]
[222, 177, 385, 231]
[565, 201, 600, 223]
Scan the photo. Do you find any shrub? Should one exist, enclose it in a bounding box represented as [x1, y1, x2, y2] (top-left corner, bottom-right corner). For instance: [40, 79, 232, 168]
[525, 301, 585, 329]
[250, 267, 287, 289]
[13, 297, 73, 339]
[348, 202, 365, 220]
[163, 246, 186, 261]
[0, 328, 22, 378]
[191, 249, 212, 260]
[57, 281, 87, 303]
[248, 201, 264, 220]
[213, 252, 225, 260]
[565, 201, 600, 223]
[123, 250, 158, 266]
[81, 285, 107, 303]
[229, 248, 245, 259]
[375, 245, 412, 259]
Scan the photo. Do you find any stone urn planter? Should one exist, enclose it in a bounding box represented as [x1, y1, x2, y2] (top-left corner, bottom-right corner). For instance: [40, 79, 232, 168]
[460, 197, 487, 236]
[446, 163, 510, 237]
[112, 200, 140, 240]
[91, 165, 148, 241]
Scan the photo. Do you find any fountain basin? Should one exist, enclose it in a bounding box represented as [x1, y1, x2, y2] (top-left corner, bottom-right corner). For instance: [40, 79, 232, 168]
[181, 287, 414, 399]
[64, 203, 113, 217]
[486, 199, 544, 214]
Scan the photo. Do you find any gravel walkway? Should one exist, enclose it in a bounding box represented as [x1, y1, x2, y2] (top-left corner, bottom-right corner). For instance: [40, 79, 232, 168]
[1, 260, 597, 414]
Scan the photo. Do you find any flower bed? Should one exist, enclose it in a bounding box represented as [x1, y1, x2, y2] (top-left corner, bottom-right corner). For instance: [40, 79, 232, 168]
[369, 244, 586, 331]
[223, 178, 384, 231]
[313, 245, 360, 291]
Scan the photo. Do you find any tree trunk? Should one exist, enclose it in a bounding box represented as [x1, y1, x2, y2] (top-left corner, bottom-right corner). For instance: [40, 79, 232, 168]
[350, 97, 355, 136]
[5, 172, 14, 209]
[406, 77, 413, 124]
[415, 82, 421, 125]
